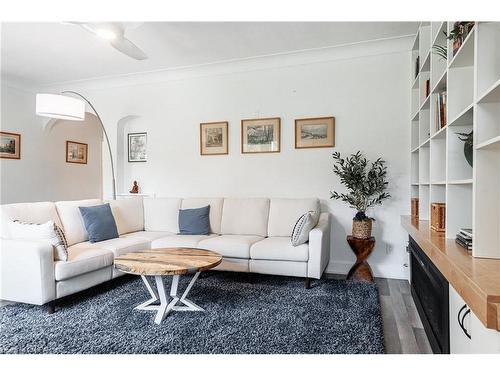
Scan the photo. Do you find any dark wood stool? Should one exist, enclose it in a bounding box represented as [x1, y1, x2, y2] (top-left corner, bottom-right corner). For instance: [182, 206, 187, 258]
[346, 236, 375, 282]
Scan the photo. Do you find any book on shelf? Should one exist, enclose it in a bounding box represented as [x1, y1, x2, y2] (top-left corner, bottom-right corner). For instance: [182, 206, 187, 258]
[455, 238, 472, 251]
[456, 233, 472, 243]
[455, 228, 473, 252]
[425, 79, 430, 98]
[435, 91, 447, 131]
[459, 228, 473, 238]
[415, 56, 420, 78]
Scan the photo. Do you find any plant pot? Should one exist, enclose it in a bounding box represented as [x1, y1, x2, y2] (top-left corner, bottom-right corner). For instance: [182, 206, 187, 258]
[453, 39, 462, 56]
[352, 219, 373, 239]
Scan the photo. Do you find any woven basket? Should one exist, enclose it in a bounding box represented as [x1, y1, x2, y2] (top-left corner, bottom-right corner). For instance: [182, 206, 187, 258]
[352, 219, 372, 239]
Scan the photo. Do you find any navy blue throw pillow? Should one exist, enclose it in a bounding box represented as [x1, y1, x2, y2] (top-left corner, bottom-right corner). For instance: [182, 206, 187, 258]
[79, 203, 119, 243]
[178, 205, 210, 235]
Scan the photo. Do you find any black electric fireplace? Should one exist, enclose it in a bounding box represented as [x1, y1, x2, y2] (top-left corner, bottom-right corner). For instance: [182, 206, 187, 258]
[409, 236, 450, 354]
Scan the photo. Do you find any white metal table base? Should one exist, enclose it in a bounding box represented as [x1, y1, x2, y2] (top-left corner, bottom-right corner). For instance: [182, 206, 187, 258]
[135, 272, 204, 324]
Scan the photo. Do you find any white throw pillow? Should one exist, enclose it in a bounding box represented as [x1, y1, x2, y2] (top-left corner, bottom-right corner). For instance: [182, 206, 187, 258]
[291, 211, 319, 247]
[7, 220, 68, 261]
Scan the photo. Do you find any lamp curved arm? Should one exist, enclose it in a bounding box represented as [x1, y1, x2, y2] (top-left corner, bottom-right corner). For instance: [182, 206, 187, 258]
[62, 90, 116, 200]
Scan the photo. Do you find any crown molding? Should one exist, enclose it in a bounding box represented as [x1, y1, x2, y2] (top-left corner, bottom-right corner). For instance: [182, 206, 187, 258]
[41, 34, 414, 92]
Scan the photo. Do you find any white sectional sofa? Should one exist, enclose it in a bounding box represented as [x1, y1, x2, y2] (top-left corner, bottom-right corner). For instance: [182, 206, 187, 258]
[0, 197, 331, 311]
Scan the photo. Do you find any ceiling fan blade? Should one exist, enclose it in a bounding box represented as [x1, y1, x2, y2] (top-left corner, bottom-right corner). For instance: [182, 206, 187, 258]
[110, 37, 148, 60]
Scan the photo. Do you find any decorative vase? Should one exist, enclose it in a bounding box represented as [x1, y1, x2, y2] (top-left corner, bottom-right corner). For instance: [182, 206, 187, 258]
[453, 39, 462, 56]
[352, 219, 373, 239]
[464, 142, 473, 167]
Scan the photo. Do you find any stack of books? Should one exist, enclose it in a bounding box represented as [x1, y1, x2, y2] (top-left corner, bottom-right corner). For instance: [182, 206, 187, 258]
[456, 228, 472, 252]
[435, 91, 447, 131]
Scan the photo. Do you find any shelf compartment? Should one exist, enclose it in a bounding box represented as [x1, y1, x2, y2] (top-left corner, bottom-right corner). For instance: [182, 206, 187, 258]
[431, 23, 448, 90]
[475, 102, 500, 145]
[432, 70, 447, 94]
[419, 25, 431, 72]
[448, 104, 473, 127]
[473, 147, 500, 258]
[419, 144, 430, 184]
[476, 135, 500, 150]
[448, 124, 473, 181]
[419, 71, 431, 106]
[411, 119, 420, 150]
[477, 78, 500, 104]
[411, 150, 419, 185]
[446, 184, 473, 240]
[419, 108, 431, 144]
[430, 131, 446, 183]
[448, 179, 473, 185]
[431, 22, 445, 46]
[448, 65, 474, 122]
[419, 184, 430, 220]
[448, 26, 475, 69]
[431, 184, 446, 203]
[411, 87, 420, 117]
[476, 22, 500, 98]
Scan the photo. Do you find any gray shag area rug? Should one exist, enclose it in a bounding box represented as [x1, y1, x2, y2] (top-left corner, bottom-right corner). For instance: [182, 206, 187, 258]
[0, 272, 384, 354]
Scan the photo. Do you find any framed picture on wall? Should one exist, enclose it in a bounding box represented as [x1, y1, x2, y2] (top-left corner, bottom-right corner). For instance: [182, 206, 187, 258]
[241, 117, 280, 154]
[128, 132, 147, 162]
[66, 141, 88, 164]
[200, 121, 228, 155]
[295, 117, 335, 149]
[0, 131, 21, 159]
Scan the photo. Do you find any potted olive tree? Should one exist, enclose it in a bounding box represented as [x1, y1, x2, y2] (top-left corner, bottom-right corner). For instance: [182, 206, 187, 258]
[330, 151, 391, 239]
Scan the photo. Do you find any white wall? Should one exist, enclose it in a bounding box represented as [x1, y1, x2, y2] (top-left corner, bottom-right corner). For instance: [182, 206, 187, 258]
[44, 38, 412, 279]
[0, 84, 103, 204]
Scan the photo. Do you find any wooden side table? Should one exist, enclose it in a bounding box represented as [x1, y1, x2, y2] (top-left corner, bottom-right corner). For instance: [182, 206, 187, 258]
[346, 236, 375, 282]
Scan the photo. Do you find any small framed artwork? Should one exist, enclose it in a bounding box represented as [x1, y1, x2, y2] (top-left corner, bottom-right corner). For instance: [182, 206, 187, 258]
[241, 117, 280, 154]
[295, 117, 335, 149]
[66, 141, 88, 164]
[128, 132, 147, 162]
[0, 131, 21, 159]
[200, 121, 228, 155]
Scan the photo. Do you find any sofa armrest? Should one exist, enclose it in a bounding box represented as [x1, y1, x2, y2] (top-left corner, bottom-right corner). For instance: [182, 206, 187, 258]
[307, 212, 331, 279]
[0, 239, 56, 305]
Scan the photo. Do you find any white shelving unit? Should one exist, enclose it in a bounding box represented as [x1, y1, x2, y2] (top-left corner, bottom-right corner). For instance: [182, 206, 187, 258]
[409, 22, 500, 259]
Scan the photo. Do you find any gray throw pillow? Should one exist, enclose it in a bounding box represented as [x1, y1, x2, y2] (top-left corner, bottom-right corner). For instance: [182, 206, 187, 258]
[178, 205, 210, 235]
[291, 211, 319, 246]
[79, 203, 119, 243]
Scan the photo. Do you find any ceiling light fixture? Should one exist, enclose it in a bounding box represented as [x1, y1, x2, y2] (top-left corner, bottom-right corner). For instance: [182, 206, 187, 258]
[95, 28, 117, 41]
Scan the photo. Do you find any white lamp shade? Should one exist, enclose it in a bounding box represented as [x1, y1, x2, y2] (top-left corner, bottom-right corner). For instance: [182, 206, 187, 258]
[36, 93, 86, 121]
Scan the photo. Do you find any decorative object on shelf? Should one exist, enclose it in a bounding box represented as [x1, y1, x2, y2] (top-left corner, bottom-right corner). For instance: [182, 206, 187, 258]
[330, 151, 390, 239]
[432, 44, 447, 60]
[435, 91, 447, 130]
[129, 181, 139, 194]
[0, 131, 21, 159]
[411, 198, 419, 218]
[456, 228, 473, 253]
[294, 117, 335, 149]
[430, 202, 446, 232]
[241, 117, 280, 154]
[200, 121, 228, 155]
[424, 79, 430, 98]
[36, 92, 117, 199]
[128, 132, 147, 162]
[446, 22, 475, 56]
[415, 56, 420, 78]
[66, 141, 88, 164]
[346, 236, 375, 282]
[456, 131, 473, 167]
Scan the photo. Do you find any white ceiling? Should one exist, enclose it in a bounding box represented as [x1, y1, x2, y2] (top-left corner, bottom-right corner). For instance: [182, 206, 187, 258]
[1, 22, 419, 86]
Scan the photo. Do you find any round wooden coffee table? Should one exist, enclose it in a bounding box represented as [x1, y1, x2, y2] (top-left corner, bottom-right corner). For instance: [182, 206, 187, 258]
[114, 248, 222, 324]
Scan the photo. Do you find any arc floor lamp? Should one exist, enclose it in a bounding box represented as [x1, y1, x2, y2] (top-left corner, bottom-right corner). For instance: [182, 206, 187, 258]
[36, 92, 116, 199]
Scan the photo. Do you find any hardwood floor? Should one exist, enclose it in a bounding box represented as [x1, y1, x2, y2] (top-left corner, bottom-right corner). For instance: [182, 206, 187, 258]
[325, 274, 433, 354]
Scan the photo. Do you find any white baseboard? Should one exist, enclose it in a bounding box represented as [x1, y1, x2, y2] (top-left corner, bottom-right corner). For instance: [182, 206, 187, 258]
[325, 261, 409, 281]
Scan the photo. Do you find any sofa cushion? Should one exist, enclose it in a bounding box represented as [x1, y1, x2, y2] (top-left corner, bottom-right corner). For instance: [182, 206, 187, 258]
[181, 198, 224, 234]
[55, 247, 114, 281]
[79, 204, 119, 243]
[268, 198, 320, 237]
[250, 237, 309, 262]
[144, 198, 181, 233]
[291, 211, 319, 246]
[220, 198, 269, 237]
[198, 235, 264, 259]
[69, 236, 150, 257]
[178, 205, 210, 235]
[55, 199, 102, 246]
[122, 231, 174, 241]
[151, 234, 217, 249]
[1, 201, 62, 239]
[107, 197, 144, 235]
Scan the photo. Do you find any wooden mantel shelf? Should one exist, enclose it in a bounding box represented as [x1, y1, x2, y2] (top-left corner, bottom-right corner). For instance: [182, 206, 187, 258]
[401, 215, 500, 331]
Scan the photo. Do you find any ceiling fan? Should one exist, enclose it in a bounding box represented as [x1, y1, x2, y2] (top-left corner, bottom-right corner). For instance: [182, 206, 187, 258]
[67, 22, 148, 60]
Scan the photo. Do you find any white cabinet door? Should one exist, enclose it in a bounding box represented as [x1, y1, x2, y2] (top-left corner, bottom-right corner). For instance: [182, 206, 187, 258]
[449, 285, 500, 354]
[449, 285, 471, 353]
